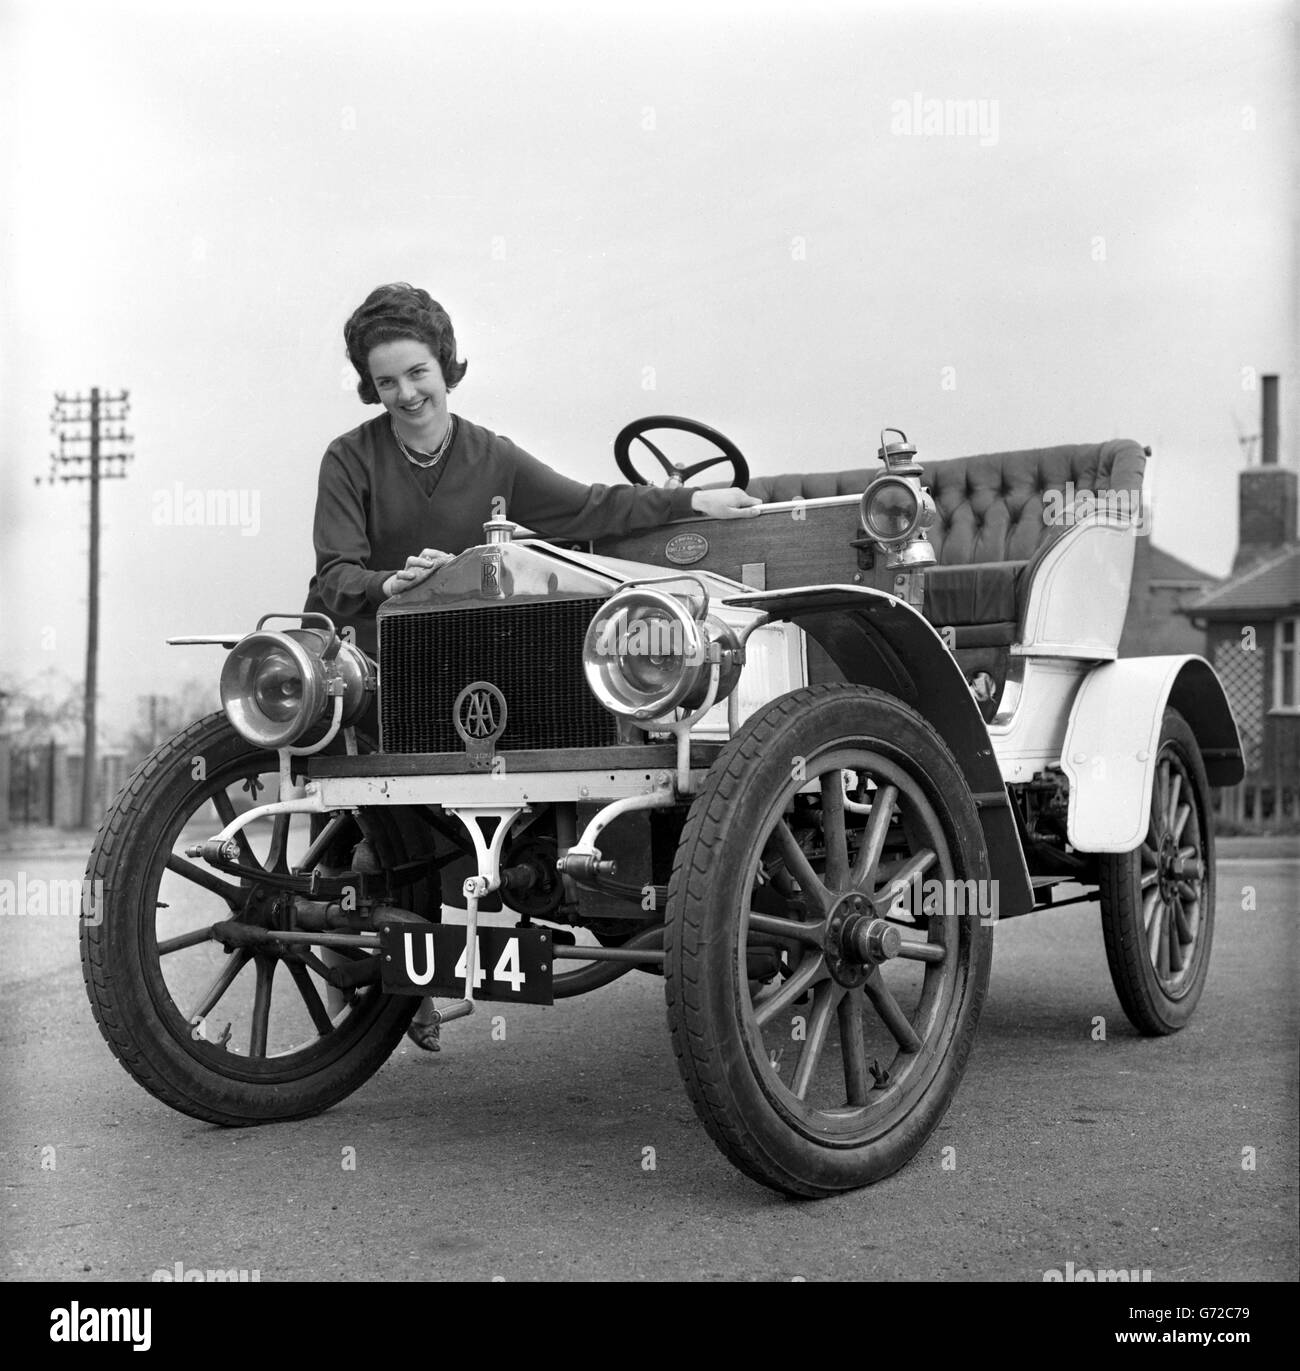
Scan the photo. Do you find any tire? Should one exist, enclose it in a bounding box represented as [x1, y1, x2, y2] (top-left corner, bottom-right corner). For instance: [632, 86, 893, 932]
[665, 684, 993, 1198]
[80, 712, 426, 1125]
[1098, 708, 1215, 1035]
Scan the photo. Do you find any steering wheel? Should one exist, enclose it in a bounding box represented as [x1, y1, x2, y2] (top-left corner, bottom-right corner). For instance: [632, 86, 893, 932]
[614, 415, 750, 491]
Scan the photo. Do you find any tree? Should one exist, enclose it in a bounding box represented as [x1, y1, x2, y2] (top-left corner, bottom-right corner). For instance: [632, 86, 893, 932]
[123, 679, 219, 761]
[0, 669, 84, 748]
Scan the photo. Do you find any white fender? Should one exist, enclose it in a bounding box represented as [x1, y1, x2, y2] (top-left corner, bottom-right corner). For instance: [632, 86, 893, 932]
[1061, 656, 1243, 853]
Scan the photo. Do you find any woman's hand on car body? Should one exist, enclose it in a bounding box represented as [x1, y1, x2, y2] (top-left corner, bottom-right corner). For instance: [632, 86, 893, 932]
[383, 547, 453, 598]
[689, 488, 763, 519]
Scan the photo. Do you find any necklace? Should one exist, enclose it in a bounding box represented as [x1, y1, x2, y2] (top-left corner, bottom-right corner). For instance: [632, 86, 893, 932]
[393, 415, 455, 468]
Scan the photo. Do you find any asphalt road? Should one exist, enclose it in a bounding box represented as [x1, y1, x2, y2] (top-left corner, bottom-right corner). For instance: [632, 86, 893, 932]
[2, 830, 1296, 1283]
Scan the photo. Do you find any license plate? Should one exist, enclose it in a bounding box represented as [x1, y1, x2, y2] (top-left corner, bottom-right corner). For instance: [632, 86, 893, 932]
[379, 923, 554, 1005]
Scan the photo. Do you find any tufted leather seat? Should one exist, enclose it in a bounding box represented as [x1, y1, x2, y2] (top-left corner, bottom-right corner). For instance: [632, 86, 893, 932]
[746, 440, 1146, 642]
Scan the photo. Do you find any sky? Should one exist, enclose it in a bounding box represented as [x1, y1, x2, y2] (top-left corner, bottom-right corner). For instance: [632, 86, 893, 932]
[1, 0, 1295, 741]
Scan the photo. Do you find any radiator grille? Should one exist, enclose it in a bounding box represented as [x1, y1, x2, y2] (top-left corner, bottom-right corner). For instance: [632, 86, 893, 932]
[379, 598, 618, 753]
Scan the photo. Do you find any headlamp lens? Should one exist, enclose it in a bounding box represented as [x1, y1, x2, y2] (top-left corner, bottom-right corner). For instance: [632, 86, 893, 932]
[252, 648, 306, 723]
[622, 608, 689, 692]
[865, 483, 919, 540]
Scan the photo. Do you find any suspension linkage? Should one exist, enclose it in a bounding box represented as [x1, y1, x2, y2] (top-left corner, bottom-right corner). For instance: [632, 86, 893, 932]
[186, 842, 441, 899]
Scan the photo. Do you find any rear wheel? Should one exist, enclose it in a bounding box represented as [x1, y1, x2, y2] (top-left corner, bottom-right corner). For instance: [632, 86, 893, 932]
[665, 685, 993, 1198]
[80, 712, 432, 1125]
[1098, 709, 1215, 1035]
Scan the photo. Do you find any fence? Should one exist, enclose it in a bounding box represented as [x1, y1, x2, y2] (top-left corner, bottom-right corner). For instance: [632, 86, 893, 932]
[1, 740, 131, 831]
[1214, 778, 1300, 834]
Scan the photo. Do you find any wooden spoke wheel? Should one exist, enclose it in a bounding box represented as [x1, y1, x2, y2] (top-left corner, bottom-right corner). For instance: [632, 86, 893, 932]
[1098, 709, 1216, 1035]
[665, 685, 993, 1197]
[80, 713, 433, 1125]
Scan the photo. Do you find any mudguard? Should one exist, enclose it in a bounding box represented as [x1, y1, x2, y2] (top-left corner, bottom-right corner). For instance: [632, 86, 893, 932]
[1060, 655, 1243, 853]
[725, 585, 1035, 919]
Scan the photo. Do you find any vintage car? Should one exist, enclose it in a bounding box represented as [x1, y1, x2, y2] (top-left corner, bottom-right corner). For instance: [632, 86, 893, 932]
[80, 417, 1243, 1198]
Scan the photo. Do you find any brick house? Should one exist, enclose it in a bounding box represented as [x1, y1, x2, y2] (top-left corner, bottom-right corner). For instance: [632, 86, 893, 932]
[1181, 376, 1299, 829]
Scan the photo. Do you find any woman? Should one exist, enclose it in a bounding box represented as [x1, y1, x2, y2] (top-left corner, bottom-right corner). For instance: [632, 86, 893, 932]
[305, 283, 760, 1048]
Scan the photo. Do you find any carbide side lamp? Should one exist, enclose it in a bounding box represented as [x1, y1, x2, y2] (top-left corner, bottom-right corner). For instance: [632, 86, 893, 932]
[859, 427, 937, 569]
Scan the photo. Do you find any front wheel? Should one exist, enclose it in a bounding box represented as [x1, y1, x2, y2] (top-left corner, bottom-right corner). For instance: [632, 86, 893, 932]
[665, 685, 993, 1198]
[80, 712, 430, 1125]
[1097, 708, 1215, 1035]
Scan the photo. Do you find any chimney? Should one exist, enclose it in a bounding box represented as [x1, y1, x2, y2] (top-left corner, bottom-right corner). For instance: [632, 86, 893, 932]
[1233, 373, 1296, 571]
[1262, 374, 1279, 465]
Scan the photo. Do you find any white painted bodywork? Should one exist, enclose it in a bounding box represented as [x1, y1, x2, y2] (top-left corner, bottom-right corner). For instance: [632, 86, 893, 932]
[311, 768, 675, 808]
[1015, 518, 1137, 660]
[987, 657, 1091, 785]
[692, 620, 806, 739]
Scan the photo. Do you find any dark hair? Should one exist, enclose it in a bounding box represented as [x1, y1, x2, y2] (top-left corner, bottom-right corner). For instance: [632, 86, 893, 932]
[344, 282, 468, 404]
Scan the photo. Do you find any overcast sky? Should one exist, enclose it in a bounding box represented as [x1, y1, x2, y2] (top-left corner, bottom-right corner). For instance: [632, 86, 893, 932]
[1, 0, 1295, 739]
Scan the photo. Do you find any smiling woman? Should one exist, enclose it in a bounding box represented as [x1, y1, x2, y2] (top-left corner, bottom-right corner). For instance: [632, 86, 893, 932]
[302, 281, 760, 659]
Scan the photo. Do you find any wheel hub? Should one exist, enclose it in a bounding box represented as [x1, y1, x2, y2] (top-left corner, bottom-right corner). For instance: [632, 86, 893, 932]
[1156, 832, 1200, 898]
[825, 893, 902, 987]
[824, 893, 870, 986]
[211, 883, 285, 954]
[1168, 852, 1201, 881]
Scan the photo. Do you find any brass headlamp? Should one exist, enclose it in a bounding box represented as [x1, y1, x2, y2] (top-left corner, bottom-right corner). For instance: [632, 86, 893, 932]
[583, 582, 743, 721]
[220, 613, 374, 749]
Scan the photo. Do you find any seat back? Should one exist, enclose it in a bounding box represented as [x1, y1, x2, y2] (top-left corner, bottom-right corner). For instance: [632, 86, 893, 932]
[745, 439, 1147, 567]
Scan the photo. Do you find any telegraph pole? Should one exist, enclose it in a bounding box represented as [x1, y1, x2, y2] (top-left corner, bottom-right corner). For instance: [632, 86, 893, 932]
[41, 388, 133, 828]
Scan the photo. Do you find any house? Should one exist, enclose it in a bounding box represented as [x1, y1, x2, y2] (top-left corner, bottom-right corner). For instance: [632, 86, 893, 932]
[1119, 537, 1216, 659]
[1181, 375, 1299, 829]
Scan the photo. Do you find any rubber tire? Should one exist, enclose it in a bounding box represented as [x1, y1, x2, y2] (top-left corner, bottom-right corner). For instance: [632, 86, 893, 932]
[80, 712, 420, 1126]
[1097, 708, 1215, 1036]
[664, 684, 992, 1198]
